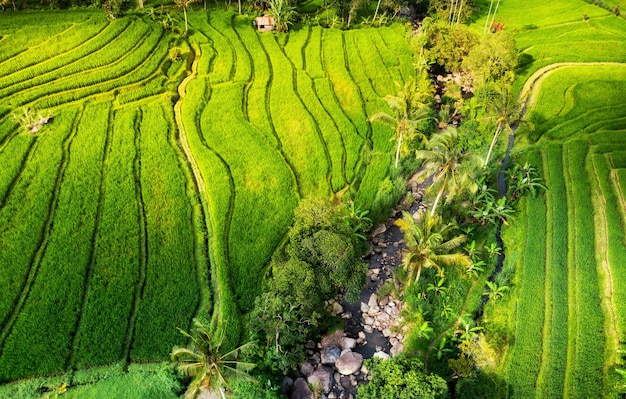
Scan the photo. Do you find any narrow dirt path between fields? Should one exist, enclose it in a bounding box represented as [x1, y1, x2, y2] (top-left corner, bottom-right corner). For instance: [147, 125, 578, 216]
[519, 62, 626, 109]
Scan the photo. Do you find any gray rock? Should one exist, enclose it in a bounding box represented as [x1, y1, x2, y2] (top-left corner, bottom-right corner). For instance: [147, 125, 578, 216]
[291, 377, 313, 399]
[360, 302, 369, 313]
[307, 366, 332, 394]
[335, 351, 364, 375]
[332, 302, 344, 315]
[300, 362, 315, 377]
[382, 328, 392, 337]
[367, 294, 378, 308]
[281, 376, 294, 394]
[371, 223, 387, 237]
[373, 351, 391, 360]
[341, 337, 357, 350]
[321, 345, 341, 365]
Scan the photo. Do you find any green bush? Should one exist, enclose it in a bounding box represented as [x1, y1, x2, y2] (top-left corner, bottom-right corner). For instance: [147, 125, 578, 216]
[358, 356, 448, 399]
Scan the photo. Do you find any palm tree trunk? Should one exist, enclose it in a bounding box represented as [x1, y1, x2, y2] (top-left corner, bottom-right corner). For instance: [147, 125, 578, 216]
[430, 186, 445, 216]
[414, 264, 423, 285]
[219, 387, 227, 399]
[448, 0, 456, 25]
[489, 0, 501, 33]
[483, 0, 495, 34]
[454, 0, 464, 24]
[238, 0, 241, 13]
[138, 0, 143, 8]
[373, 0, 382, 21]
[395, 129, 403, 168]
[484, 123, 502, 166]
[184, 7, 189, 33]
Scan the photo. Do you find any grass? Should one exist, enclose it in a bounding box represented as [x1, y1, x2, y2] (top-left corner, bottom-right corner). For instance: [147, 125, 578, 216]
[0, 7, 411, 384]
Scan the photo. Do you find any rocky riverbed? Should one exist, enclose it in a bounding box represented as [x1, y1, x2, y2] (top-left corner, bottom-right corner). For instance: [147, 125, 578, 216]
[284, 182, 427, 399]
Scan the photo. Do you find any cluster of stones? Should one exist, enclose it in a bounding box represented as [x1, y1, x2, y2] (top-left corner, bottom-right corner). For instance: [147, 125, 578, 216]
[358, 293, 405, 357]
[286, 330, 367, 399]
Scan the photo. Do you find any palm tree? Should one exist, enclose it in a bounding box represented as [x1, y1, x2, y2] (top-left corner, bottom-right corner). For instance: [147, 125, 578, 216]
[267, 0, 296, 33]
[415, 128, 482, 216]
[370, 80, 430, 168]
[175, 0, 196, 34]
[482, 87, 526, 167]
[171, 320, 256, 399]
[395, 211, 472, 287]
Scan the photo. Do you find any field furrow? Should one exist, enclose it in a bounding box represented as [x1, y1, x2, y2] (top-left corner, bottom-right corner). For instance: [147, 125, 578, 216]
[536, 144, 569, 398]
[505, 150, 546, 398]
[0, 18, 122, 91]
[563, 139, 604, 398]
[68, 102, 112, 369]
[0, 106, 82, 381]
[261, 33, 329, 197]
[71, 109, 142, 367]
[129, 103, 200, 360]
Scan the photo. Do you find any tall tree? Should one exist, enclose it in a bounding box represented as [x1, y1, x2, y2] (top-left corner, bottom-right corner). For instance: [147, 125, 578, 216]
[395, 211, 472, 287]
[415, 127, 482, 216]
[482, 87, 526, 167]
[171, 320, 255, 399]
[370, 80, 430, 168]
[175, 0, 196, 34]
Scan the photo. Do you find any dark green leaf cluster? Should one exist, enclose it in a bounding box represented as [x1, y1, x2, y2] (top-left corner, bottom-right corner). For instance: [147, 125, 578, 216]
[357, 356, 449, 399]
[249, 198, 367, 373]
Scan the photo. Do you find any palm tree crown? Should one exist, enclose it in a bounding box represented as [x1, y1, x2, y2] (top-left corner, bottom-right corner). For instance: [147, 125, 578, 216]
[415, 127, 482, 216]
[395, 211, 472, 287]
[171, 320, 255, 399]
[370, 79, 430, 168]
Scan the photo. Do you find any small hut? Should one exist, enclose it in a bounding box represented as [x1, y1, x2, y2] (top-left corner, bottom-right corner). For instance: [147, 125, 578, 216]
[253, 16, 275, 32]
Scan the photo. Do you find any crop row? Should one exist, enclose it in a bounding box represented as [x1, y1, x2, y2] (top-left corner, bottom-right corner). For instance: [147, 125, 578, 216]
[7, 23, 162, 108]
[535, 144, 569, 399]
[0, 107, 82, 382]
[563, 139, 605, 398]
[38, 36, 169, 111]
[0, 17, 115, 90]
[179, 73, 241, 349]
[198, 82, 297, 311]
[130, 103, 199, 361]
[588, 153, 625, 383]
[343, 31, 395, 208]
[235, 16, 279, 148]
[505, 150, 546, 398]
[192, 13, 234, 83]
[70, 108, 141, 368]
[282, 29, 347, 192]
[305, 26, 325, 79]
[590, 152, 626, 340]
[0, 18, 97, 75]
[209, 14, 252, 83]
[261, 32, 330, 197]
[0, 18, 134, 97]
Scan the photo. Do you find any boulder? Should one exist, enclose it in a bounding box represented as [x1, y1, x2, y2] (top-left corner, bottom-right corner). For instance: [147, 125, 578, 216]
[341, 337, 357, 350]
[371, 223, 387, 237]
[291, 377, 313, 399]
[335, 351, 364, 375]
[321, 330, 345, 348]
[360, 302, 369, 313]
[373, 351, 391, 360]
[332, 302, 344, 315]
[321, 345, 341, 365]
[307, 366, 332, 394]
[367, 294, 378, 308]
[300, 362, 315, 377]
[281, 376, 294, 394]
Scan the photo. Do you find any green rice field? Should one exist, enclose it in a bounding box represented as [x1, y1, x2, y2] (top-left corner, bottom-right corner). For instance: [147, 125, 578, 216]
[477, 0, 626, 396]
[0, 10, 411, 383]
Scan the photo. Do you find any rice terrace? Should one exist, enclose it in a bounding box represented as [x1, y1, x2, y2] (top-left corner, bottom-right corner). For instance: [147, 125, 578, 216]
[0, 0, 625, 397]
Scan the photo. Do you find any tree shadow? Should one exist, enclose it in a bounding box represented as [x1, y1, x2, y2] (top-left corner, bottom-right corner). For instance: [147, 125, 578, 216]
[515, 53, 535, 77]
